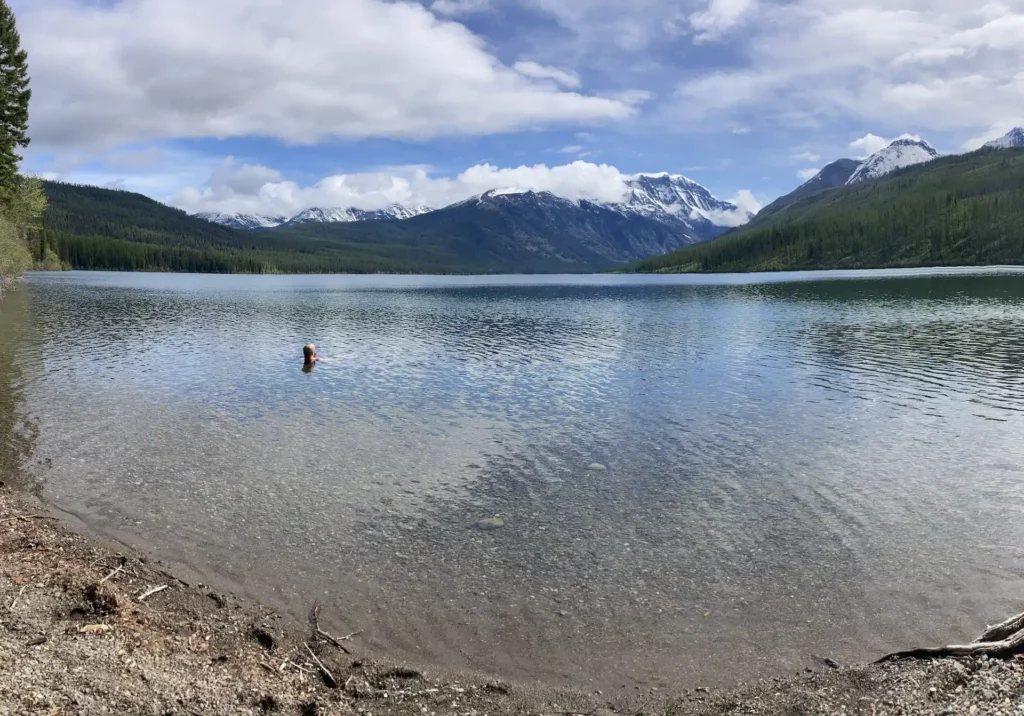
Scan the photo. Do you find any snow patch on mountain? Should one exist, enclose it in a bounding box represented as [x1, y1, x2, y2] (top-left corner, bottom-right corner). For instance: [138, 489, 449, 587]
[198, 204, 431, 228]
[195, 212, 288, 230]
[607, 173, 753, 237]
[846, 138, 940, 184]
[287, 204, 431, 224]
[984, 127, 1024, 149]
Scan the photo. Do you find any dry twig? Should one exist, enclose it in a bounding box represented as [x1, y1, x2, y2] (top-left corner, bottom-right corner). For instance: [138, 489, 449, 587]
[99, 565, 124, 584]
[310, 602, 359, 655]
[9, 585, 26, 610]
[305, 643, 339, 688]
[138, 585, 169, 602]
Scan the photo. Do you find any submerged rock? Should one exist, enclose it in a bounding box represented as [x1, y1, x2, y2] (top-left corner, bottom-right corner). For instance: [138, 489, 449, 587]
[475, 517, 506, 531]
[587, 463, 608, 472]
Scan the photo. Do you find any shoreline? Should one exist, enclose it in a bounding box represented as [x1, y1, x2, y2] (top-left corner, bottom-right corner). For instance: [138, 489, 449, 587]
[4, 483, 1024, 715]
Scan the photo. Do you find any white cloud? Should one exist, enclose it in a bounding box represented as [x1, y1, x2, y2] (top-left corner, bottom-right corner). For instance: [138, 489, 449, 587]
[513, 61, 582, 89]
[19, 0, 633, 151]
[791, 151, 821, 162]
[689, 0, 759, 43]
[430, 0, 490, 16]
[797, 168, 820, 181]
[731, 126, 752, 135]
[848, 132, 926, 158]
[672, 1, 1024, 136]
[169, 159, 637, 216]
[558, 145, 585, 154]
[165, 158, 744, 219]
[704, 189, 762, 226]
[849, 133, 891, 157]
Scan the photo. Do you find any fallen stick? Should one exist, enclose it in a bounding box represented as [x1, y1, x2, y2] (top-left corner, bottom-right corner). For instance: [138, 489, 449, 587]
[138, 585, 168, 602]
[287, 659, 316, 675]
[99, 565, 124, 585]
[305, 643, 339, 688]
[1, 515, 56, 523]
[877, 609, 1024, 662]
[10, 585, 26, 610]
[311, 602, 357, 654]
[976, 609, 1024, 643]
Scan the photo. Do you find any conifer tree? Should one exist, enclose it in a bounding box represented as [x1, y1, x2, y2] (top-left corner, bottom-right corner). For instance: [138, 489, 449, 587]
[0, 0, 30, 195]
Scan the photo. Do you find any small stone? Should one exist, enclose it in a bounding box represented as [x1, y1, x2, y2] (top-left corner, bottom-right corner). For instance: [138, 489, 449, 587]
[475, 517, 505, 531]
[587, 463, 608, 471]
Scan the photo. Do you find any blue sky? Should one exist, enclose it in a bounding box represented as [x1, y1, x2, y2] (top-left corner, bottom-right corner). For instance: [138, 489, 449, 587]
[14, 0, 1024, 217]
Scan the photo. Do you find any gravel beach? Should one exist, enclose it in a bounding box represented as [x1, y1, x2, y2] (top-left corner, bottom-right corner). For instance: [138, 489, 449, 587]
[3, 483, 1024, 716]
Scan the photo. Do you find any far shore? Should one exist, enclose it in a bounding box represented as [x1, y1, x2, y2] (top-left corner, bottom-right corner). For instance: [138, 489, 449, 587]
[3, 480, 1024, 715]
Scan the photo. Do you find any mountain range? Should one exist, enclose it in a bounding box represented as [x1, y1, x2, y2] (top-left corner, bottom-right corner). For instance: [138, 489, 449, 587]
[38, 126, 1024, 275]
[194, 172, 750, 246]
[630, 135, 1024, 274]
[757, 131, 1017, 218]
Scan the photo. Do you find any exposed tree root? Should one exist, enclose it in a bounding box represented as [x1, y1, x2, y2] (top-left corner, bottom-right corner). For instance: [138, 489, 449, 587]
[876, 609, 1024, 662]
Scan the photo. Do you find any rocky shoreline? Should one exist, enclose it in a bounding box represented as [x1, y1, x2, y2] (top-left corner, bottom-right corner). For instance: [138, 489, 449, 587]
[3, 483, 1024, 716]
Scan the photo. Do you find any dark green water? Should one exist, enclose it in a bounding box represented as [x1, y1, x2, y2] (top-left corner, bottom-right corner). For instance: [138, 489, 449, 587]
[3, 268, 1024, 690]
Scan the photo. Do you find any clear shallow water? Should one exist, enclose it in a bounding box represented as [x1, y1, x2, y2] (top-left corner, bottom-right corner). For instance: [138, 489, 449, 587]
[3, 268, 1024, 690]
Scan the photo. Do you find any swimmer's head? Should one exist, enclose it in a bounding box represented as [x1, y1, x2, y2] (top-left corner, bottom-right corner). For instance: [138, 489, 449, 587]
[303, 343, 316, 363]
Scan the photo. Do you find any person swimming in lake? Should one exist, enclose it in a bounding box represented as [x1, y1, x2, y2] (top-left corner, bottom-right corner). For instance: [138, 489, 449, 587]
[302, 343, 325, 372]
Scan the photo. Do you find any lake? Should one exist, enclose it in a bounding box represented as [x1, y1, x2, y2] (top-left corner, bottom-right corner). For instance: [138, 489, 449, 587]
[2, 268, 1024, 691]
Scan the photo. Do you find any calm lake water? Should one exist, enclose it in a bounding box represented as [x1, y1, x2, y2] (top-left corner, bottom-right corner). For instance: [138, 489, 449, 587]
[3, 268, 1024, 690]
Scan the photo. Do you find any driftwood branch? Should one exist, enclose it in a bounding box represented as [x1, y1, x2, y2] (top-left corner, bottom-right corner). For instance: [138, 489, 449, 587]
[310, 602, 358, 655]
[975, 609, 1024, 643]
[877, 608, 1024, 662]
[304, 643, 339, 688]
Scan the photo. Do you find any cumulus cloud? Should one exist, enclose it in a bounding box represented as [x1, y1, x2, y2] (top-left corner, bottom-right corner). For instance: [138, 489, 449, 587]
[797, 168, 820, 181]
[849, 132, 924, 158]
[170, 159, 636, 216]
[513, 61, 582, 88]
[673, 0, 1024, 135]
[167, 158, 750, 220]
[849, 133, 891, 157]
[18, 0, 633, 151]
[689, 0, 759, 43]
[703, 189, 762, 226]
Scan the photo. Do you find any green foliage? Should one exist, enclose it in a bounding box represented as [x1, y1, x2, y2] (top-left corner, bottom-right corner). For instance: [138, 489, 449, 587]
[0, 0, 30, 194]
[40, 181, 633, 274]
[629, 148, 1024, 274]
[0, 212, 29, 292]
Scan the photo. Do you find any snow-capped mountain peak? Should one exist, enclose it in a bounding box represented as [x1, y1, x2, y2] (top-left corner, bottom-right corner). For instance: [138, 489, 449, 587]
[195, 212, 288, 230]
[608, 173, 752, 238]
[846, 137, 940, 184]
[983, 127, 1024, 149]
[196, 204, 431, 229]
[287, 204, 431, 224]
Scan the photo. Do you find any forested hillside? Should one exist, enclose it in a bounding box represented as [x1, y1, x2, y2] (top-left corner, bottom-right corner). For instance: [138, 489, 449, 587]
[629, 148, 1024, 274]
[40, 184, 698, 274]
[40, 181, 479, 274]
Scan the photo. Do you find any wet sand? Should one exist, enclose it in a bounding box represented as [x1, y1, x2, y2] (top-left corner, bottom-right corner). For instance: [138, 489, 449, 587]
[5, 482, 1024, 716]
